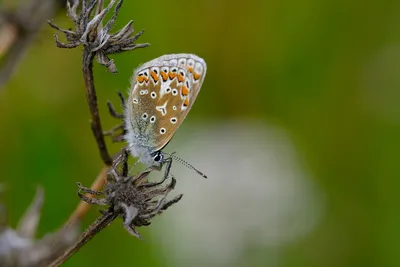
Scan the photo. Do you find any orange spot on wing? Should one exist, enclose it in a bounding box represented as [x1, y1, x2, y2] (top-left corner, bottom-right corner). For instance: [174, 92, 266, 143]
[169, 72, 177, 79]
[181, 85, 189, 96]
[193, 72, 201, 80]
[177, 74, 184, 82]
[187, 67, 193, 73]
[150, 71, 159, 82]
[137, 76, 148, 83]
[161, 71, 168, 81]
[183, 98, 189, 107]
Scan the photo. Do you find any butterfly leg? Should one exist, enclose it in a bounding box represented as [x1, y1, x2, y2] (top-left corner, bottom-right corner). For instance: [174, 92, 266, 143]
[106, 95, 124, 119]
[103, 124, 125, 142]
[104, 92, 126, 142]
[138, 159, 173, 188]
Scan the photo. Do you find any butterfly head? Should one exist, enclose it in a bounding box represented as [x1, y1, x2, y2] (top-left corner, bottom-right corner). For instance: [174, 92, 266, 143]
[151, 150, 165, 167]
[125, 140, 166, 168]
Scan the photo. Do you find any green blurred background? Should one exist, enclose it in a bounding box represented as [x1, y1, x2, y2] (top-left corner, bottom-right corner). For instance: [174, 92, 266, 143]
[1, 0, 400, 266]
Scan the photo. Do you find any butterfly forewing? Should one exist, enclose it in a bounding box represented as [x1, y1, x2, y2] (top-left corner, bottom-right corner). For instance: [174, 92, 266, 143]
[127, 54, 207, 152]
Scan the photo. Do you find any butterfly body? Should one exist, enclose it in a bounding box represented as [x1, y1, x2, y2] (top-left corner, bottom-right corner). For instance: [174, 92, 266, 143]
[124, 54, 207, 167]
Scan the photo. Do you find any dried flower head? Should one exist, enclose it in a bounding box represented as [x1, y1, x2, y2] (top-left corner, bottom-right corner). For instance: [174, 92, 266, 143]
[77, 149, 183, 238]
[48, 0, 149, 73]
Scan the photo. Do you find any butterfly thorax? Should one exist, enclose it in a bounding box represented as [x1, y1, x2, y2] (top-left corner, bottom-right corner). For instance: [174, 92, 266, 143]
[124, 110, 161, 167]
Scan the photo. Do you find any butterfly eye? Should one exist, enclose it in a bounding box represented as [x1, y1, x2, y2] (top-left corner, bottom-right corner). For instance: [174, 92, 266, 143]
[153, 152, 163, 163]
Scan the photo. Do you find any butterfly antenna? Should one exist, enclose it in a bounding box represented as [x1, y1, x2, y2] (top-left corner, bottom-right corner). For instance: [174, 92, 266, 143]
[170, 154, 207, 179]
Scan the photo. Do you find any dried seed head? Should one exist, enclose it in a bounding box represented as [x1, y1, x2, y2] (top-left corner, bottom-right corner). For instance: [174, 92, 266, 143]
[48, 0, 149, 73]
[77, 149, 183, 238]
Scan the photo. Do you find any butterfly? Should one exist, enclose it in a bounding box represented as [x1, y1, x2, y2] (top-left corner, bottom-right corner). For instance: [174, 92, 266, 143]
[124, 54, 207, 177]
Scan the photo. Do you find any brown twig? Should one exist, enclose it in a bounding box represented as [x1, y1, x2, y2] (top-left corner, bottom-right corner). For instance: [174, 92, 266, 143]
[83, 49, 113, 165]
[48, 211, 118, 267]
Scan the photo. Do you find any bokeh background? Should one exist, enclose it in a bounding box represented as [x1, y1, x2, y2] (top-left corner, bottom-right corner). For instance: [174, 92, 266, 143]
[1, 0, 400, 266]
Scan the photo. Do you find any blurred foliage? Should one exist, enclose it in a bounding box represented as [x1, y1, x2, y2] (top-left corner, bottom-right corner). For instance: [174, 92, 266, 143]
[1, 0, 400, 266]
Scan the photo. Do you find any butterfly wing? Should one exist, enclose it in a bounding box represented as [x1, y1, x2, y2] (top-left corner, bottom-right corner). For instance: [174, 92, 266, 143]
[125, 54, 207, 155]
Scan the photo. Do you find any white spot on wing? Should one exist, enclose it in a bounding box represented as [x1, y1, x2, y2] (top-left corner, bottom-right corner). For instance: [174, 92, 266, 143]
[181, 102, 188, 111]
[159, 79, 172, 97]
[156, 101, 168, 116]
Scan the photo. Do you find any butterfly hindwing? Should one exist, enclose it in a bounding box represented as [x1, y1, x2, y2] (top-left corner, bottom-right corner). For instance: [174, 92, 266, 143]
[127, 54, 207, 152]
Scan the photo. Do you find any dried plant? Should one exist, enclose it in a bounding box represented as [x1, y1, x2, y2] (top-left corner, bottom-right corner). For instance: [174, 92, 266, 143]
[0, 0, 184, 266]
[79, 150, 182, 238]
[0, 187, 79, 267]
[48, 0, 149, 166]
[50, 150, 183, 266]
